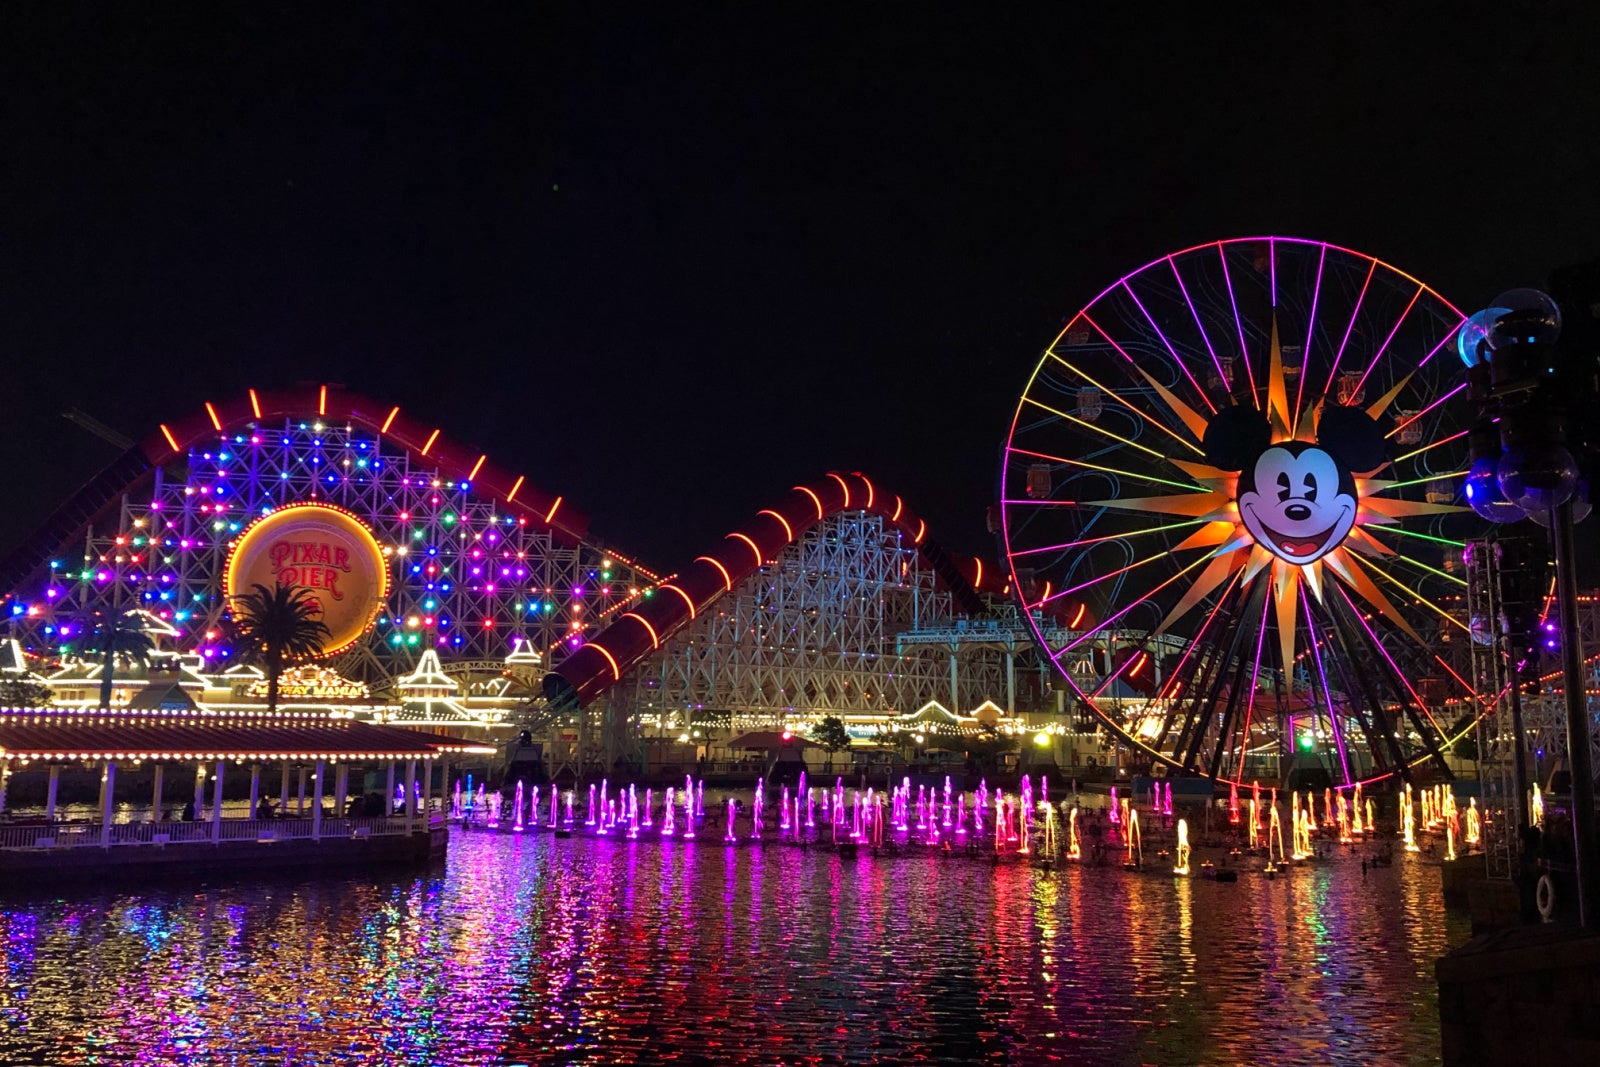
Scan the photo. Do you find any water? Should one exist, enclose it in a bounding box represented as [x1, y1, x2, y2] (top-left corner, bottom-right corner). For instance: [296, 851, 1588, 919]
[0, 829, 1468, 1065]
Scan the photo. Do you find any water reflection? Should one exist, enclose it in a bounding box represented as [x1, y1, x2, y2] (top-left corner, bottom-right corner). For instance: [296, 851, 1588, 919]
[0, 832, 1468, 1065]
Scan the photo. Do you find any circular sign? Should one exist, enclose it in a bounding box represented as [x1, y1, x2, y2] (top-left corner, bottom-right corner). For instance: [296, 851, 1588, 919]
[225, 502, 390, 655]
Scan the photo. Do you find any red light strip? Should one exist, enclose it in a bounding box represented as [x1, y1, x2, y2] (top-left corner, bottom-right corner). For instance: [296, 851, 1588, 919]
[248, 389, 262, 419]
[318, 385, 328, 416]
[159, 424, 181, 453]
[590, 642, 621, 680]
[758, 509, 793, 541]
[381, 406, 400, 433]
[204, 402, 222, 431]
[661, 583, 697, 619]
[915, 519, 926, 544]
[972, 557, 983, 586]
[421, 429, 440, 455]
[861, 476, 875, 508]
[507, 475, 524, 502]
[696, 555, 733, 591]
[544, 496, 563, 524]
[729, 532, 763, 568]
[891, 496, 903, 522]
[828, 473, 851, 507]
[621, 612, 660, 649]
[468, 454, 487, 481]
[795, 486, 824, 520]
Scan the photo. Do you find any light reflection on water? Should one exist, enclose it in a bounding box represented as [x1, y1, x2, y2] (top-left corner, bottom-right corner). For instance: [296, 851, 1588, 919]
[0, 831, 1468, 1065]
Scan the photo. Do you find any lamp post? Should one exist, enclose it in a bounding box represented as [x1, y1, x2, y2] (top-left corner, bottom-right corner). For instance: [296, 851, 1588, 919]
[1459, 289, 1597, 929]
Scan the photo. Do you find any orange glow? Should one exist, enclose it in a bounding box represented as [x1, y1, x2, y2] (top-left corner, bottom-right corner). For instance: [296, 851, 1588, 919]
[318, 384, 328, 416]
[891, 496, 903, 522]
[421, 429, 441, 455]
[381, 406, 400, 433]
[758, 509, 794, 541]
[915, 519, 926, 544]
[507, 475, 525, 501]
[468, 454, 487, 481]
[795, 486, 824, 520]
[1130, 653, 1146, 678]
[590, 641, 621, 681]
[1070, 603, 1087, 628]
[159, 424, 180, 453]
[861, 476, 875, 508]
[697, 555, 734, 591]
[204, 402, 222, 431]
[621, 612, 661, 649]
[248, 388, 262, 419]
[543, 496, 563, 524]
[828, 472, 851, 507]
[661, 583, 697, 619]
[729, 532, 764, 568]
[972, 557, 983, 586]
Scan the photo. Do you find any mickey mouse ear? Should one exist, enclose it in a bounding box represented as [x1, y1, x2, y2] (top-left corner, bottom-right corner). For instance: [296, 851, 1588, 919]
[1202, 406, 1272, 471]
[1316, 404, 1390, 473]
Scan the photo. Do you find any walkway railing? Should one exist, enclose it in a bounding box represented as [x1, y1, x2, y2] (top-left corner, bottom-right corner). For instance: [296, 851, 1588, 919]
[0, 816, 423, 850]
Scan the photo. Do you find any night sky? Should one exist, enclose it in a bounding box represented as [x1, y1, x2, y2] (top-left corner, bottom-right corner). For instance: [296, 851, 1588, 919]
[5, 6, 1599, 573]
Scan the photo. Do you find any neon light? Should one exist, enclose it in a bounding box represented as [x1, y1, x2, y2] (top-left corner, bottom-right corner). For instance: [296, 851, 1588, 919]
[915, 519, 925, 544]
[204, 402, 222, 431]
[248, 388, 262, 418]
[1292, 242, 1328, 427]
[159, 424, 180, 453]
[1326, 258, 1378, 395]
[506, 475, 524, 502]
[828, 472, 851, 507]
[795, 486, 824, 520]
[759, 509, 793, 541]
[1162, 261, 1227, 409]
[1109, 287, 1221, 419]
[1006, 445, 1204, 493]
[697, 555, 733, 591]
[1070, 602, 1086, 628]
[1021, 396, 1172, 461]
[1351, 283, 1424, 396]
[1386, 382, 1465, 439]
[421, 429, 440, 455]
[1009, 518, 1206, 557]
[543, 496, 563, 524]
[381, 406, 399, 433]
[729, 532, 763, 568]
[661, 583, 697, 619]
[1211, 245, 1258, 403]
[1046, 343, 1207, 455]
[318, 384, 328, 416]
[972, 557, 983, 587]
[1395, 427, 1468, 464]
[891, 496, 903, 522]
[590, 641, 621, 680]
[621, 612, 660, 649]
[861, 476, 875, 508]
[468, 454, 487, 481]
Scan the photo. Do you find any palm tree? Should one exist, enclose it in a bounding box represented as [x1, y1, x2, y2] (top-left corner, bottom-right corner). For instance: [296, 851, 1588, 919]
[231, 582, 332, 713]
[88, 611, 155, 710]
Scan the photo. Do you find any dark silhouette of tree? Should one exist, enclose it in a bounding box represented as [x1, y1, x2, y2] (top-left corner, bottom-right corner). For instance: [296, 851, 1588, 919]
[0, 677, 53, 708]
[811, 715, 852, 771]
[86, 611, 155, 709]
[232, 582, 332, 713]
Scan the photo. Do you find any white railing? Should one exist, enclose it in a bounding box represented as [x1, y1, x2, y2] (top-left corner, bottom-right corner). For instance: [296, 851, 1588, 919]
[0, 816, 420, 850]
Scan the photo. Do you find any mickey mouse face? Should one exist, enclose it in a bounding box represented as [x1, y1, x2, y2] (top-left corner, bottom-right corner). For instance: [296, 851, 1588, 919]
[1236, 443, 1357, 565]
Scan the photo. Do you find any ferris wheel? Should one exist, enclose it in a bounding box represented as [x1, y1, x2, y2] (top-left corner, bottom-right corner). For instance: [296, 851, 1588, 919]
[1000, 237, 1478, 788]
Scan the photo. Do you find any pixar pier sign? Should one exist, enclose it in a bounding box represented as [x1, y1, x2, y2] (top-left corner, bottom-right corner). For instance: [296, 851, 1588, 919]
[225, 502, 391, 655]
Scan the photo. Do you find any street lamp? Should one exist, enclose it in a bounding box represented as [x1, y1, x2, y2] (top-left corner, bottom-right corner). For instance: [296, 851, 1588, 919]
[1459, 288, 1597, 929]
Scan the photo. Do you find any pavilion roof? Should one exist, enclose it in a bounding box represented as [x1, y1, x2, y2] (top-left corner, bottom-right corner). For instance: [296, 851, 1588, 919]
[0, 708, 495, 763]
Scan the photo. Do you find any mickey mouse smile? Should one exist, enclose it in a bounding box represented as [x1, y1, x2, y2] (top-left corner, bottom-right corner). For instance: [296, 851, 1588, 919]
[1243, 503, 1354, 560]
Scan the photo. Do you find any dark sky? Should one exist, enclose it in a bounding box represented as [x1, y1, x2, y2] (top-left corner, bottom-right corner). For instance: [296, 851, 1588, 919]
[4, 5, 1599, 573]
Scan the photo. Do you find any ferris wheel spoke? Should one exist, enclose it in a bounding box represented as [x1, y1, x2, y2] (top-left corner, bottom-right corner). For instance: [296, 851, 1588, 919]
[1043, 348, 1206, 456]
[1165, 255, 1229, 408]
[1020, 397, 1171, 462]
[1006, 519, 1207, 559]
[1290, 242, 1329, 430]
[1302, 590, 1356, 785]
[1348, 284, 1425, 399]
[1006, 446, 1206, 493]
[1215, 243, 1261, 405]
[1047, 553, 1215, 659]
[1110, 282, 1221, 417]
[1324, 258, 1379, 398]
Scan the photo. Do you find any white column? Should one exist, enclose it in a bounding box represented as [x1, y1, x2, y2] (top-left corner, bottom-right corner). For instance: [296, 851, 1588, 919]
[950, 653, 959, 712]
[334, 764, 349, 818]
[211, 760, 225, 843]
[46, 764, 60, 822]
[1006, 651, 1016, 714]
[297, 765, 308, 816]
[279, 762, 291, 812]
[386, 762, 396, 816]
[99, 761, 117, 846]
[249, 764, 261, 819]
[192, 764, 206, 819]
[421, 758, 433, 819]
[150, 763, 165, 821]
[312, 760, 324, 842]
[403, 759, 416, 833]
